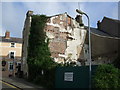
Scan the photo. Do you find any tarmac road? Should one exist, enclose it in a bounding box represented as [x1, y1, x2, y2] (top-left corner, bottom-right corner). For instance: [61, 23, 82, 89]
[0, 80, 22, 90]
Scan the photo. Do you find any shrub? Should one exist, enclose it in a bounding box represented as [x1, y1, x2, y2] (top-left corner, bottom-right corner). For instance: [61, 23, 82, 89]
[113, 57, 120, 69]
[93, 64, 120, 88]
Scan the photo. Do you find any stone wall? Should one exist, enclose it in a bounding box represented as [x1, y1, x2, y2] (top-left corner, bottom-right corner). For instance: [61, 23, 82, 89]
[21, 11, 33, 78]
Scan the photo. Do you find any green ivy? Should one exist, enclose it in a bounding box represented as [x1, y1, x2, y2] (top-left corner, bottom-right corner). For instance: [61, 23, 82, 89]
[27, 15, 57, 88]
[113, 57, 120, 69]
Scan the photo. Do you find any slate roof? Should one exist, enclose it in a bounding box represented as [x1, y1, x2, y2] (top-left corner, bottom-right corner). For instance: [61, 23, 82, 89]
[99, 17, 120, 37]
[102, 17, 120, 23]
[0, 36, 22, 43]
[85, 26, 120, 39]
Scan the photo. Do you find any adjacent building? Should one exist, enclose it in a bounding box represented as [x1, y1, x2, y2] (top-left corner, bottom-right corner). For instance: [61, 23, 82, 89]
[0, 31, 22, 77]
[82, 17, 120, 65]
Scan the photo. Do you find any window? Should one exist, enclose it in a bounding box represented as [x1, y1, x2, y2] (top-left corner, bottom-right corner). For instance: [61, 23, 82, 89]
[2, 68, 6, 71]
[11, 43, 15, 47]
[10, 52, 15, 59]
[9, 62, 13, 71]
[85, 50, 88, 54]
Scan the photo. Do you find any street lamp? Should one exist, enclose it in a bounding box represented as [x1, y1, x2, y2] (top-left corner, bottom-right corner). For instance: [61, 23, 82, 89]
[76, 9, 92, 88]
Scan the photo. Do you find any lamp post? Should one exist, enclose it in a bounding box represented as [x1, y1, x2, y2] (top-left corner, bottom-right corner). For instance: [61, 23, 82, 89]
[76, 9, 92, 88]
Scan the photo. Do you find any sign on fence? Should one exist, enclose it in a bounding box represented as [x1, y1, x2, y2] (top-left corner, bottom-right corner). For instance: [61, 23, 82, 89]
[64, 72, 73, 81]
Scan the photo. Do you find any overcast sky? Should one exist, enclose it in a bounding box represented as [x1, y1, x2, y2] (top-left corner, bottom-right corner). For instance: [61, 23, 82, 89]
[1, 1, 119, 38]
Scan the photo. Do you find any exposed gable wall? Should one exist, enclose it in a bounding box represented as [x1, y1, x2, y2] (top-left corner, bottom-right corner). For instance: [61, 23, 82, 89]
[45, 13, 87, 64]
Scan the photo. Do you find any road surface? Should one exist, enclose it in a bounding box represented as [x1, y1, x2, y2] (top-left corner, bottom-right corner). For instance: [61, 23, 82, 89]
[0, 80, 21, 90]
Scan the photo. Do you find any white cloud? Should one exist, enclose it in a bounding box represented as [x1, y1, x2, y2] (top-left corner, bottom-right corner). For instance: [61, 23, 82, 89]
[79, 2, 118, 27]
[1, 2, 118, 38]
[22, 2, 62, 15]
[22, 2, 80, 17]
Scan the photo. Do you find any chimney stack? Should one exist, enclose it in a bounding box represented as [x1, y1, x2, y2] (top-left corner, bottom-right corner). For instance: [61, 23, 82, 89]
[5, 31, 10, 39]
[26, 10, 33, 17]
[97, 20, 101, 30]
[75, 15, 84, 26]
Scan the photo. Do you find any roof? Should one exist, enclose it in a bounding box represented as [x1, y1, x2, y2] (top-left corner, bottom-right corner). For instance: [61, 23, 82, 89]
[99, 17, 120, 37]
[102, 17, 120, 23]
[84, 26, 120, 58]
[84, 26, 120, 39]
[90, 27, 111, 37]
[85, 26, 109, 36]
[0, 36, 22, 43]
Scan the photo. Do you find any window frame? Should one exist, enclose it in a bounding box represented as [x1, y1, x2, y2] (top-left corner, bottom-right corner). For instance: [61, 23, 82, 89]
[10, 42, 16, 47]
[9, 51, 16, 59]
[8, 62, 14, 71]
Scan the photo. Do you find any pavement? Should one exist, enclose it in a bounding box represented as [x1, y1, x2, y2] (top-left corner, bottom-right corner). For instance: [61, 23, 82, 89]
[2, 76, 46, 90]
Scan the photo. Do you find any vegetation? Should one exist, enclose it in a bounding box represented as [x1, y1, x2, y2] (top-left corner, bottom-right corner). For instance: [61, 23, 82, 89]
[93, 64, 120, 88]
[113, 57, 120, 69]
[27, 15, 57, 88]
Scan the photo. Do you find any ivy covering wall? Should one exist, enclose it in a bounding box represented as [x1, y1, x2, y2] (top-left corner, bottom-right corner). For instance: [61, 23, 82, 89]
[27, 15, 57, 88]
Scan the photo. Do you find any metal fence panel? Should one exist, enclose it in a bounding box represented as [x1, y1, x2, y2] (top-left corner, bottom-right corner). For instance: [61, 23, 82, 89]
[55, 65, 97, 88]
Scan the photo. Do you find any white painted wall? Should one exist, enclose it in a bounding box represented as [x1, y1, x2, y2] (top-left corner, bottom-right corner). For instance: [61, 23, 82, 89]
[65, 20, 87, 62]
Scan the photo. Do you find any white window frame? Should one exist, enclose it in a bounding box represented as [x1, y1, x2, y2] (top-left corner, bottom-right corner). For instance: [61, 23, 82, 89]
[9, 51, 16, 59]
[10, 42, 16, 47]
[8, 62, 14, 71]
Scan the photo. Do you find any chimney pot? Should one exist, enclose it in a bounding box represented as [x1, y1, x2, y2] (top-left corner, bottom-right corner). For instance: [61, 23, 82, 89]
[75, 15, 84, 26]
[5, 31, 10, 39]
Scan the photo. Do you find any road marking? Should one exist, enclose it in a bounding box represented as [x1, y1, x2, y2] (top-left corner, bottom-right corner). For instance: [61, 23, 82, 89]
[0, 80, 21, 90]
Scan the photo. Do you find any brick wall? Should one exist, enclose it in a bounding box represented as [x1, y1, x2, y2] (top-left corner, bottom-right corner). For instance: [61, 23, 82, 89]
[44, 13, 82, 63]
[49, 41, 66, 54]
